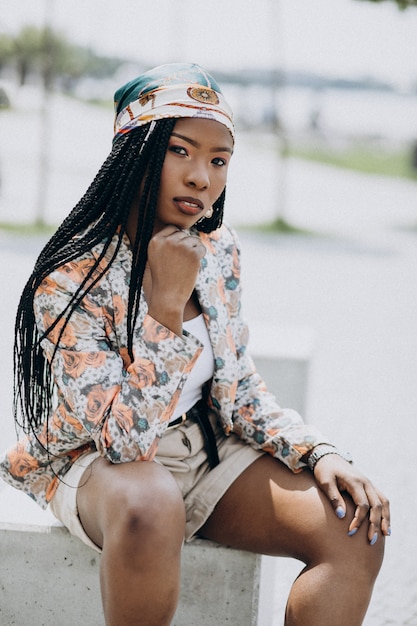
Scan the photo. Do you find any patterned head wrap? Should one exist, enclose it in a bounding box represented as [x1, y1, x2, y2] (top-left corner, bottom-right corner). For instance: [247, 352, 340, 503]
[113, 63, 234, 142]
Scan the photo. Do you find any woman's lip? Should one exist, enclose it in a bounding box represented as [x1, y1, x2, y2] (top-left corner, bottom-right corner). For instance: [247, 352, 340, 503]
[174, 197, 204, 215]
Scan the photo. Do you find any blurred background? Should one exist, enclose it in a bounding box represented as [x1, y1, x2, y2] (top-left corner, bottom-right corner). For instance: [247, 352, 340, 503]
[1, 0, 417, 227]
[1, 1, 417, 624]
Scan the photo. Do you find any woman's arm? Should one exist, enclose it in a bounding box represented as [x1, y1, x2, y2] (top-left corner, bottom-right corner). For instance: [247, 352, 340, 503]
[222, 225, 391, 540]
[34, 265, 203, 463]
[214, 225, 331, 470]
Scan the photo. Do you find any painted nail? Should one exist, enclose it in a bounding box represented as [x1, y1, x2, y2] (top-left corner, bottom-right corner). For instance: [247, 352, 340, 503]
[370, 532, 378, 546]
[348, 528, 358, 537]
[387, 527, 392, 536]
[336, 506, 346, 519]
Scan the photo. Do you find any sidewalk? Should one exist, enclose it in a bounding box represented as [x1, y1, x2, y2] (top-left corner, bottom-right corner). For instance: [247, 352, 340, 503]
[1, 104, 417, 621]
[238, 226, 417, 625]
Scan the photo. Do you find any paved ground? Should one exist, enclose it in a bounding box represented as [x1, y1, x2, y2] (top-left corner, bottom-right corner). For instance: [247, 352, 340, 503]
[240, 227, 417, 625]
[1, 101, 416, 623]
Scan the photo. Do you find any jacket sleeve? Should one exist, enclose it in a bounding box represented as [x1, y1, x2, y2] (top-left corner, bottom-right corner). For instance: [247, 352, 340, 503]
[34, 266, 203, 464]
[223, 226, 331, 472]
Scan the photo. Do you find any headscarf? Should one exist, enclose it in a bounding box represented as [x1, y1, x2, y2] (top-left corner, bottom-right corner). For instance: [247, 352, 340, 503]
[113, 63, 234, 142]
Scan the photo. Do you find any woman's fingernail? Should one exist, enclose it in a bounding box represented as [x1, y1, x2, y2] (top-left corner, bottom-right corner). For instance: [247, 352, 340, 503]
[348, 528, 358, 537]
[370, 532, 378, 546]
[387, 527, 392, 536]
[336, 506, 346, 519]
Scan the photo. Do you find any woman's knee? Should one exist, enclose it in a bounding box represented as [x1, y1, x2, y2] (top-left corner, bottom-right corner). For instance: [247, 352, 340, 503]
[105, 462, 185, 540]
[305, 496, 385, 582]
[79, 458, 185, 552]
[347, 521, 385, 581]
[268, 477, 384, 578]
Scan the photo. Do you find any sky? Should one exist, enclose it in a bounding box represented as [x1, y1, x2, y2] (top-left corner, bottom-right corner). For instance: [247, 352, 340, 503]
[1, 0, 417, 90]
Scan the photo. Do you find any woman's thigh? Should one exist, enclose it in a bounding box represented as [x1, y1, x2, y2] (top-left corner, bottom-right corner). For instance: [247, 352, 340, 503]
[76, 457, 186, 550]
[199, 455, 379, 564]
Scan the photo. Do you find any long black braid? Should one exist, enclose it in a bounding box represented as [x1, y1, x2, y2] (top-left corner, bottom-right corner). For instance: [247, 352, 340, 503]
[13, 118, 226, 439]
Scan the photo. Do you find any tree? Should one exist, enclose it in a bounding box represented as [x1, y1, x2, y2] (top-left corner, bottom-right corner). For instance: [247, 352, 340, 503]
[6, 26, 71, 89]
[15, 26, 79, 91]
[1, 26, 125, 91]
[0, 34, 14, 73]
[0, 25, 126, 226]
[12, 26, 43, 86]
[356, 0, 417, 8]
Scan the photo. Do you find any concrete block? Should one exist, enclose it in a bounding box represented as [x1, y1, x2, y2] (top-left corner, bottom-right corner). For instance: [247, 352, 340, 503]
[250, 324, 314, 414]
[0, 523, 102, 626]
[173, 539, 262, 626]
[0, 486, 267, 626]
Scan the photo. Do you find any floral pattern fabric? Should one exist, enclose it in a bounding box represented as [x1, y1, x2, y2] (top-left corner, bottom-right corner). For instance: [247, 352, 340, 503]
[0, 224, 329, 509]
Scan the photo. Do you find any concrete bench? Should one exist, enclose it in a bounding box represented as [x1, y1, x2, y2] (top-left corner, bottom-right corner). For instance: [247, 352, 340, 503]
[0, 484, 277, 626]
[0, 326, 312, 625]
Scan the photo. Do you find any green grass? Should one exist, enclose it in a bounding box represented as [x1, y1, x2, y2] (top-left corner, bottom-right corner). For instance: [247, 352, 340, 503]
[0, 221, 56, 235]
[242, 140, 417, 234]
[287, 143, 417, 181]
[240, 217, 314, 235]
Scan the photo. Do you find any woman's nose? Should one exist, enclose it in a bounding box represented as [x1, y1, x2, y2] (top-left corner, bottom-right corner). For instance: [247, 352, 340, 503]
[185, 163, 209, 190]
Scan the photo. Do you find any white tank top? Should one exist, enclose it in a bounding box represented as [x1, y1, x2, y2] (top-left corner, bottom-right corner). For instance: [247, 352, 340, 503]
[171, 314, 215, 420]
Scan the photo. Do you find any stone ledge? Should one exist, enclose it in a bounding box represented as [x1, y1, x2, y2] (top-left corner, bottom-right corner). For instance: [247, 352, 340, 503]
[250, 324, 314, 415]
[0, 503, 265, 626]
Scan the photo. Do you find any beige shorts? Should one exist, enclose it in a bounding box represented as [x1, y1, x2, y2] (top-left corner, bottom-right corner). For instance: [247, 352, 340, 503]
[49, 412, 263, 553]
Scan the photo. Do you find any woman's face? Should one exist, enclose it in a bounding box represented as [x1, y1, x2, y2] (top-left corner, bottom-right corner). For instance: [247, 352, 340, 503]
[153, 117, 233, 233]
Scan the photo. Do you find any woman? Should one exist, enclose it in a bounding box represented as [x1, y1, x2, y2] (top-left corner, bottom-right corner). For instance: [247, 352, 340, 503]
[0, 63, 390, 625]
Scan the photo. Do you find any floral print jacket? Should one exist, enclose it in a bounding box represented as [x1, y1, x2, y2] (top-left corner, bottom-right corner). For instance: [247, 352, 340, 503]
[0, 224, 329, 509]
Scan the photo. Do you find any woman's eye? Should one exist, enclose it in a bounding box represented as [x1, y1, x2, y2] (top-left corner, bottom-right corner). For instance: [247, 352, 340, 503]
[212, 157, 227, 167]
[169, 145, 187, 156]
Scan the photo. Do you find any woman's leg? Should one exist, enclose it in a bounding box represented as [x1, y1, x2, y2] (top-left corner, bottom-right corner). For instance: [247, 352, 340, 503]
[76, 457, 186, 626]
[199, 455, 384, 626]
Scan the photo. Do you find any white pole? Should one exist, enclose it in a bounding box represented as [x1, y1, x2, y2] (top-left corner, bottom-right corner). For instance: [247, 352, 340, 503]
[269, 0, 289, 227]
[35, 0, 53, 227]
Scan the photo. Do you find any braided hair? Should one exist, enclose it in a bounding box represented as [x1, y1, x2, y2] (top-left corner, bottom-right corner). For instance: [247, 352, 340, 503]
[14, 118, 226, 437]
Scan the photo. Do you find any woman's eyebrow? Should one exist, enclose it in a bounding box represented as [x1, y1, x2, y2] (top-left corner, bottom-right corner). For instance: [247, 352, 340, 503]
[171, 132, 233, 154]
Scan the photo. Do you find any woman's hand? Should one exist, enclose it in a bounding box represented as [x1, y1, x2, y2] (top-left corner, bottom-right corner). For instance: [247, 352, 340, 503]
[312, 454, 391, 545]
[145, 225, 206, 334]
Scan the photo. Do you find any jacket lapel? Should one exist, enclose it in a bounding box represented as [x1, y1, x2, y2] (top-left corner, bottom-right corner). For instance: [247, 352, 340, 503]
[195, 241, 238, 428]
